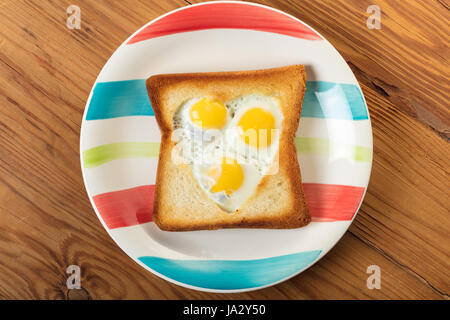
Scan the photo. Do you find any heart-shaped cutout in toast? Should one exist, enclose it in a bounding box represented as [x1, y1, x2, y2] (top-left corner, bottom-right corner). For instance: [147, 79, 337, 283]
[173, 94, 283, 212]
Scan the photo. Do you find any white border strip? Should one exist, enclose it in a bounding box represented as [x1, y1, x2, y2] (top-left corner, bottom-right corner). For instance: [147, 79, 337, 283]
[81, 117, 373, 150]
[83, 154, 369, 195]
[109, 220, 351, 260]
[97, 29, 358, 85]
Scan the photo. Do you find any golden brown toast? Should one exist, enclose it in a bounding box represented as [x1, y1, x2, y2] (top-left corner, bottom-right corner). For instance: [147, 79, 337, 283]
[147, 65, 310, 231]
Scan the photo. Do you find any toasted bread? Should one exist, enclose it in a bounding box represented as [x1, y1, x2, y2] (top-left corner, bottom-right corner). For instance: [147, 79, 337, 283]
[147, 65, 310, 231]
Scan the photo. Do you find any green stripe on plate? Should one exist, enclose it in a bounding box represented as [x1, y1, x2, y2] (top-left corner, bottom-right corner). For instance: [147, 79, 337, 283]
[83, 142, 160, 168]
[83, 138, 371, 168]
[294, 137, 371, 162]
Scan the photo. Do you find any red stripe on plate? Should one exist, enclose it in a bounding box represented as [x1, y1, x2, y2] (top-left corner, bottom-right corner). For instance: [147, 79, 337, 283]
[127, 3, 321, 44]
[304, 183, 365, 222]
[92, 183, 364, 229]
[92, 185, 155, 229]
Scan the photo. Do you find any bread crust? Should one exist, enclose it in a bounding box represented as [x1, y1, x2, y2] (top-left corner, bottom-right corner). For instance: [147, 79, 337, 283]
[147, 65, 310, 231]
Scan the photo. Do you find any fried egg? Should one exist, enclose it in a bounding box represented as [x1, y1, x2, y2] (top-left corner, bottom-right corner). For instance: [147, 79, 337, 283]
[192, 157, 262, 212]
[224, 94, 283, 174]
[172, 94, 283, 212]
[172, 97, 230, 164]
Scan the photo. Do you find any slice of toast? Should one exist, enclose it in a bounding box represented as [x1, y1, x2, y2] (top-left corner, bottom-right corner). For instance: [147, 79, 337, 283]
[147, 65, 310, 231]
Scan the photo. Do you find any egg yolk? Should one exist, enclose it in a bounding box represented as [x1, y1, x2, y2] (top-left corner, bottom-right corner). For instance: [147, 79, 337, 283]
[208, 158, 244, 195]
[189, 98, 227, 129]
[238, 107, 276, 148]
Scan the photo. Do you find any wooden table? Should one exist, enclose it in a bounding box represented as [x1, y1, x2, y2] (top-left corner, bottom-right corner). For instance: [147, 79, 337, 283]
[0, 0, 448, 299]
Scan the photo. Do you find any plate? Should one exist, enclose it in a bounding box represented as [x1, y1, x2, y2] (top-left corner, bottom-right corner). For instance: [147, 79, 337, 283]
[80, 1, 372, 292]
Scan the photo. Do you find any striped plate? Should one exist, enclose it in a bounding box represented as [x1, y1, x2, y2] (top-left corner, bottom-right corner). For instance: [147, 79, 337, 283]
[80, 1, 372, 292]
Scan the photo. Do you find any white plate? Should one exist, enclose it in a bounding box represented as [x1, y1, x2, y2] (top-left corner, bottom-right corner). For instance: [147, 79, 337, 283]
[80, 1, 372, 292]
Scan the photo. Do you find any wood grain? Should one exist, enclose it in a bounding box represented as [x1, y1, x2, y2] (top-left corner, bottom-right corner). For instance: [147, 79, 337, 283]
[0, 0, 448, 299]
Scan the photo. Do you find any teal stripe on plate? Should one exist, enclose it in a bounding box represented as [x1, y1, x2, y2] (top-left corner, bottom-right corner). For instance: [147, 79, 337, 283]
[138, 250, 322, 290]
[302, 81, 368, 120]
[86, 80, 153, 120]
[86, 79, 368, 121]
